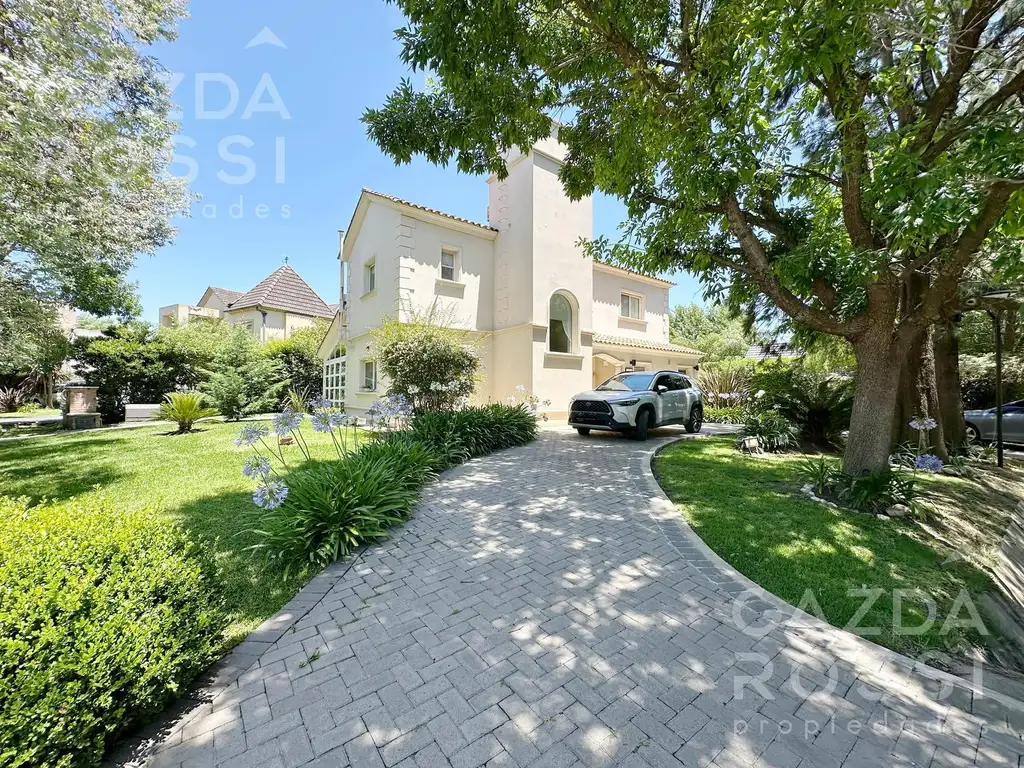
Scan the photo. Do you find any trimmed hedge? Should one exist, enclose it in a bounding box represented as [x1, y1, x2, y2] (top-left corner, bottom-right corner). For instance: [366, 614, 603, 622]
[410, 403, 538, 466]
[0, 497, 223, 768]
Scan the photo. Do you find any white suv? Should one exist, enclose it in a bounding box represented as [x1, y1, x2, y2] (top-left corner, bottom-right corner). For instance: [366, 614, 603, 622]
[568, 370, 704, 440]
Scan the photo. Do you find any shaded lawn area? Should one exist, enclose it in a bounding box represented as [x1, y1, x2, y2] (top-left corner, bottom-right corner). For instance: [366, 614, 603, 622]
[654, 438, 997, 661]
[0, 421, 358, 647]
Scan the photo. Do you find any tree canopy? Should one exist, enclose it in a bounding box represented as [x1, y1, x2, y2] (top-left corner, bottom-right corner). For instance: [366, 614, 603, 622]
[365, 0, 1024, 472]
[669, 303, 752, 361]
[0, 0, 189, 323]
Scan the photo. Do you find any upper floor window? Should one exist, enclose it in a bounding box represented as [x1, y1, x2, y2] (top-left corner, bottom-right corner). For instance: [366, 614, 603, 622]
[620, 292, 642, 320]
[440, 248, 458, 281]
[549, 292, 575, 354]
[364, 260, 376, 295]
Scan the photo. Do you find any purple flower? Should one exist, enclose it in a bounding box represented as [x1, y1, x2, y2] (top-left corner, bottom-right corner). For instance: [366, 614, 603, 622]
[242, 455, 271, 479]
[234, 424, 269, 447]
[328, 410, 347, 428]
[909, 416, 938, 432]
[272, 409, 304, 435]
[253, 480, 289, 510]
[310, 410, 332, 433]
[914, 453, 944, 473]
[309, 396, 332, 410]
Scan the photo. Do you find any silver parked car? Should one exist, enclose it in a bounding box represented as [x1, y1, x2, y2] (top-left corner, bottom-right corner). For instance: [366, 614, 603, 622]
[964, 400, 1024, 444]
[568, 370, 704, 440]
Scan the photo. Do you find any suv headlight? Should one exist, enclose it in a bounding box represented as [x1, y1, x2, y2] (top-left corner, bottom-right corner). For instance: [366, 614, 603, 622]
[612, 397, 640, 407]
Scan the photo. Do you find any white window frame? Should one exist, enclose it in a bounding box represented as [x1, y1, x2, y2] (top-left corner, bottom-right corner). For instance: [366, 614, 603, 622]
[361, 359, 377, 391]
[548, 291, 577, 354]
[440, 247, 459, 282]
[322, 355, 346, 406]
[363, 259, 376, 296]
[620, 291, 643, 320]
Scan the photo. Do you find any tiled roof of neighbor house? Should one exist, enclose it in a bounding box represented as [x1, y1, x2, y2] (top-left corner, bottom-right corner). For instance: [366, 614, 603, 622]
[228, 265, 334, 318]
[594, 259, 675, 286]
[207, 287, 244, 306]
[363, 189, 498, 232]
[593, 333, 702, 356]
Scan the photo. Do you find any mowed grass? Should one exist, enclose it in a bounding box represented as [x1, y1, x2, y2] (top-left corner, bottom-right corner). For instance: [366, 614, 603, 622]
[0, 421, 359, 646]
[654, 438, 996, 659]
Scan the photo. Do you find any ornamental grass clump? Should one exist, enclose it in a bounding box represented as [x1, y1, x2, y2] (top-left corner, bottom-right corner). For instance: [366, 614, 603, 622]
[0, 496, 223, 768]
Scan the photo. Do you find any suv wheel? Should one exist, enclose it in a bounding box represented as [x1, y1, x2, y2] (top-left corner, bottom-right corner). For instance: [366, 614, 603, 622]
[685, 405, 703, 434]
[631, 408, 650, 441]
[576, 427, 591, 436]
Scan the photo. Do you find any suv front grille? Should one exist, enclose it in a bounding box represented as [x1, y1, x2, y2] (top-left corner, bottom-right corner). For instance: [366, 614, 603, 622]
[571, 400, 612, 415]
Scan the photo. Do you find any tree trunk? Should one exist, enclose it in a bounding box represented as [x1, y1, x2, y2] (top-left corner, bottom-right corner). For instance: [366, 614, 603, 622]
[935, 320, 965, 446]
[917, 323, 949, 460]
[1006, 311, 1018, 352]
[844, 335, 903, 475]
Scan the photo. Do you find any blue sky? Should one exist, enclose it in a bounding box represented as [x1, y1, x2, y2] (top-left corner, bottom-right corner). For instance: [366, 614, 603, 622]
[133, 0, 706, 322]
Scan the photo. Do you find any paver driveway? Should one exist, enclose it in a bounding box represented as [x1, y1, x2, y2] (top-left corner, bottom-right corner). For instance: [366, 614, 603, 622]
[147, 428, 1024, 768]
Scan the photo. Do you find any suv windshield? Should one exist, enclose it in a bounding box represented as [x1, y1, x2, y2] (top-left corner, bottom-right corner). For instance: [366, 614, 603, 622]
[597, 373, 655, 392]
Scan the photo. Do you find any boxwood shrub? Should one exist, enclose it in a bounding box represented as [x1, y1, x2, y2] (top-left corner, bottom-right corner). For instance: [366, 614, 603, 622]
[0, 496, 223, 768]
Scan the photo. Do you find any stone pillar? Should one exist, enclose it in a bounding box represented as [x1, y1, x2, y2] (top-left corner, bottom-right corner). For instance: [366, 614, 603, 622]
[63, 386, 102, 430]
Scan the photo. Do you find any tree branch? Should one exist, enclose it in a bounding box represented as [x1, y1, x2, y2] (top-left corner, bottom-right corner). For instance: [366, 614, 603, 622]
[721, 192, 857, 338]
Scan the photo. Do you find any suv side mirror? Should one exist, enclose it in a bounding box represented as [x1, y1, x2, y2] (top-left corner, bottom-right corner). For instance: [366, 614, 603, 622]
[655, 384, 668, 394]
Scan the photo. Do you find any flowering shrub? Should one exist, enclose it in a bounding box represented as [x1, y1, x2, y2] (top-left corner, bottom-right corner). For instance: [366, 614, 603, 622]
[738, 408, 798, 452]
[505, 385, 552, 421]
[374, 321, 478, 413]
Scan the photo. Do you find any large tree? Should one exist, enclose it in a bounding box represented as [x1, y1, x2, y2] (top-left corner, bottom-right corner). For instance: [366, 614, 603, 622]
[364, 0, 1024, 473]
[0, 0, 189, 324]
[669, 303, 752, 361]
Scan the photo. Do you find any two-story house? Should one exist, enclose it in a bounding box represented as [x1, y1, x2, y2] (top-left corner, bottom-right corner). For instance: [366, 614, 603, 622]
[319, 134, 701, 419]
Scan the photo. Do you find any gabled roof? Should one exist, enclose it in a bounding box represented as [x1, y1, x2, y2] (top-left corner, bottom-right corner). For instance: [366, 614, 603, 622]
[362, 189, 497, 233]
[207, 286, 243, 306]
[228, 265, 334, 318]
[593, 333, 702, 356]
[593, 260, 675, 286]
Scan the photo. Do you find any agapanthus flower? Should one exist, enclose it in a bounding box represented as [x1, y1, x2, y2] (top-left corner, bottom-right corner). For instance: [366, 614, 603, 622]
[309, 396, 332, 410]
[311, 410, 332, 432]
[914, 454, 944, 473]
[253, 480, 289, 510]
[909, 416, 938, 432]
[235, 424, 270, 447]
[242, 455, 271, 479]
[515, 384, 526, 393]
[407, 385, 419, 395]
[272, 409, 304, 435]
[328, 411, 347, 428]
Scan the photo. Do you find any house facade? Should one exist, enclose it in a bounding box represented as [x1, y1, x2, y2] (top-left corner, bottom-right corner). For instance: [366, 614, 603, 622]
[160, 265, 335, 342]
[319, 135, 701, 419]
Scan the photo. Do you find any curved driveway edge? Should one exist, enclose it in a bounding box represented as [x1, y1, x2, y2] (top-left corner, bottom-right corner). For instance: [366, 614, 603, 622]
[135, 428, 1024, 768]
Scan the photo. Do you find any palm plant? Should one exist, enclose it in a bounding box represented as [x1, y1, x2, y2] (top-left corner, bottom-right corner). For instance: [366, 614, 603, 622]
[780, 373, 854, 447]
[158, 391, 218, 433]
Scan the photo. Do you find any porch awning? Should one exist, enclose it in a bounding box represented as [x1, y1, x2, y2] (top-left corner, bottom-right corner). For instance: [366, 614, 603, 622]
[592, 333, 702, 357]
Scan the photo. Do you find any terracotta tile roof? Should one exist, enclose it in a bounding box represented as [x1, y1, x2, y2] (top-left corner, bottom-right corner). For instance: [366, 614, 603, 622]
[228, 265, 334, 318]
[593, 259, 675, 286]
[207, 286, 243, 306]
[592, 333, 702, 356]
[363, 189, 497, 232]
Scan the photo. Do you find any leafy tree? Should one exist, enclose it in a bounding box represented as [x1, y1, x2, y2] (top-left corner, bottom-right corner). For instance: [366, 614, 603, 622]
[74, 324, 193, 422]
[264, 323, 330, 407]
[0, 0, 189, 320]
[203, 327, 285, 420]
[669, 303, 751, 361]
[364, 0, 1024, 473]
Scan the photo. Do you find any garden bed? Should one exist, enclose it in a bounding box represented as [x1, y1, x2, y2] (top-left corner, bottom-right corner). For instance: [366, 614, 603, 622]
[654, 437, 1011, 664]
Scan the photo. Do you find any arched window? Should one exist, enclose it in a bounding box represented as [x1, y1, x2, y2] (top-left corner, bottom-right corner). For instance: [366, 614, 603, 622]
[549, 292, 575, 353]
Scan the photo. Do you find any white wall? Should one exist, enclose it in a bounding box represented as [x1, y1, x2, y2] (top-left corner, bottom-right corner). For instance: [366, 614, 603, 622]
[591, 267, 671, 342]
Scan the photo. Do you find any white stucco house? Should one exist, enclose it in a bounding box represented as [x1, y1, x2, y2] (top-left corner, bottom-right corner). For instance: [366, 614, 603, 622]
[159, 264, 335, 343]
[318, 135, 701, 419]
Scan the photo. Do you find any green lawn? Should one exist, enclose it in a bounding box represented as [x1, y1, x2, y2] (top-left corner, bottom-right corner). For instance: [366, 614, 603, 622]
[0, 408, 62, 420]
[0, 420, 359, 646]
[654, 438, 996, 659]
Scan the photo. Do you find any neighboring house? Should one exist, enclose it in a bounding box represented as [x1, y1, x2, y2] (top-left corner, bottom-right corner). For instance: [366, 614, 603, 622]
[159, 264, 334, 342]
[744, 341, 803, 360]
[318, 133, 702, 419]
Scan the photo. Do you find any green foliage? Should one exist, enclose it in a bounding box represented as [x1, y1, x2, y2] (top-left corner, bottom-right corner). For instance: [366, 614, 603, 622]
[796, 456, 841, 497]
[696, 363, 750, 408]
[203, 326, 285, 420]
[74, 324, 196, 423]
[0, 383, 31, 413]
[669, 303, 751, 362]
[778, 373, 854, 447]
[960, 354, 1024, 409]
[839, 469, 919, 514]
[250, 440, 437, 576]
[158, 392, 218, 433]
[410, 404, 539, 465]
[264, 324, 329, 407]
[373, 314, 478, 413]
[703, 406, 745, 424]
[739, 409, 798, 452]
[0, 496, 222, 768]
